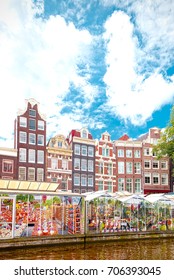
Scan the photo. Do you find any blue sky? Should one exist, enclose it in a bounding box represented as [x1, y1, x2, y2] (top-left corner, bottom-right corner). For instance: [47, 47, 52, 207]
[0, 0, 174, 147]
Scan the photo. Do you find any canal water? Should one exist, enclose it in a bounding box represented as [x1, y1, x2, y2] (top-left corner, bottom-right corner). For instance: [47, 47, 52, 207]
[0, 238, 174, 260]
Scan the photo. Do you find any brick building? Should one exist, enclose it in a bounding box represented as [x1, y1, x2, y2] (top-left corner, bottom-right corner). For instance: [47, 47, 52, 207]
[0, 148, 17, 180]
[95, 132, 116, 192]
[14, 98, 46, 181]
[114, 134, 143, 194]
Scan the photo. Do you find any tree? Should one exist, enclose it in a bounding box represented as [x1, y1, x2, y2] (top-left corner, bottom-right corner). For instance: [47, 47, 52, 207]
[153, 106, 174, 162]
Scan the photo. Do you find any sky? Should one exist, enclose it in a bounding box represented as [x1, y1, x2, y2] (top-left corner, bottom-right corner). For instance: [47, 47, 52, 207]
[0, 0, 174, 147]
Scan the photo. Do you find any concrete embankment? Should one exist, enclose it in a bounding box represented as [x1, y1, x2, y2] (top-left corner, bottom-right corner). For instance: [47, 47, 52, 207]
[1, 231, 174, 250]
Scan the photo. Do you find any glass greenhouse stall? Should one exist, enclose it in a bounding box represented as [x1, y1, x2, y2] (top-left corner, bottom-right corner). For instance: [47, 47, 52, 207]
[85, 191, 174, 233]
[0, 180, 85, 239]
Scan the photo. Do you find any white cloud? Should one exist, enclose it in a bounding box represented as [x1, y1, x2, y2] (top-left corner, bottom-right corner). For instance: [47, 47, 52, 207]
[0, 0, 97, 147]
[103, 9, 174, 125]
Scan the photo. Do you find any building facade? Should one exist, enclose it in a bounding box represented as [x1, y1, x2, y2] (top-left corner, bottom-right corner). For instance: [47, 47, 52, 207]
[68, 128, 95, 193]
[14, 99, 46, 182]
[46, 134, 72, 191]
[114, 134, 143, 194]
[142, 128, 170, 194]
[95, 132, 116, 192]
[0, 148, 17, 180]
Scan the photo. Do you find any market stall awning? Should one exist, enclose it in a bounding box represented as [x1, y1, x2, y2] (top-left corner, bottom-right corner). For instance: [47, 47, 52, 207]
[0, 179, 59, 192]
[84, 190, 113, 201]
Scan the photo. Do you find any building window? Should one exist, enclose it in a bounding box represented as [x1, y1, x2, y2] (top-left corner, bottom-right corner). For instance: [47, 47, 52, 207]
[37, 168, 44, 181]
[81, 175, 87, 186]
[38, 120, 44, 130]
[28, 149, 35, 163]
[126, 150, 132, 158]
[144, 161, 150, 169]
[74, 158, 80, 170]
[98, 162, 104, 174]
[88, 146, 94, 157]
[19, 117, 27, 127]
[98, 181, 104, 191]
[62, 159, 68, 170]
[107, 163, 112, 175]
[58, 141, 62, 148]
[118, 162, 124, 174]
[19, 131, 27, 143]
[161, 174, 168, 185]
[126, 178, 132, 193]
[126, 162, 132, 174]
[51, 158, 57, 169]
[118, 178, 124, 191]
[37, 150, 44, 164]
[161, 161, 167, 169]
[2, 160, 13, 173]
[29, 133, 36, 145]
[61, 177, 67, 191]
[81, 145, 87, 156]
[107, 181, 112, 192]
[144, 148, 150, 156]
[19, 148, 26, 162]
[152, 161, 159, 169]
[145, 173, 151, 184]
[135, 179, 141, 193]
[88, 175, 93, 187]
[74, 174, 80, 186]
[74, 144, 80, 155]
[18, 167, 26, 180]
[118, 149, 124, 157]
[134, 150, 140, 158]
[81, 129, 87, 138]
[81, 159, 87, 171]
[38, 135, 44, 146]
[88, 160, 93, 172]
[28, 167, 35, 181]
[102, 147, 109, 157]
[134, 162, 141, 174]
[153, 173, 159, 184]
[29, 119, 36, 130]
[29, 109, 36, 117]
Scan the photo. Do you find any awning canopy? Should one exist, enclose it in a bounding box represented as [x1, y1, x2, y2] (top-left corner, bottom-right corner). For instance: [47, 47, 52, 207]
[0, 179, 59, 192]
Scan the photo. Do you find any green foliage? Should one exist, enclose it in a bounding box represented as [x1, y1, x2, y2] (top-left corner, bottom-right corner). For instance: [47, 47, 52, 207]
[153, 106, 174, 162]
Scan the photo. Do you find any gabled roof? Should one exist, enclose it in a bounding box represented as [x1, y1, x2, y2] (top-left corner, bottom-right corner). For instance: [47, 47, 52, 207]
[118, 134, 130, 141]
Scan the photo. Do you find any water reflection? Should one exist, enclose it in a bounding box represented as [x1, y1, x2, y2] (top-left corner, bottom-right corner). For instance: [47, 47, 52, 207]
[0, 238, 174, 260]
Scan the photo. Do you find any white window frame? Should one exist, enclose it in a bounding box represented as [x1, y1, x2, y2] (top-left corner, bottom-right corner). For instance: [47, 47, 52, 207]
[37, 150, 44, 164]
[19, 148, 26, 162]
[74, 158, 80, 170]
[18, 167, 26, 180]
[19, 131, 27, 143]
[74, 144, 80, 155]
[118, 162, 124, 174]
[88, 160, 93, 172]
[126, 162, 132, 174]
[134, 150, 140, 158]
[37, 168, 44, 181]
[38, 134, 44, 146]
[81, 159, 87, 171]
[74, 174, 80, 186]
[28, 167, 35, 181]
[19, 117, 27, 127]
[29, 133, 36, 145]
[38, 120, 44, 130]
[81, 145, 87, 156]
[118, 178, 124, 191]
[88, 146, 94, 157]
[118, 149, 124, 157]
[81, 175, 87, 186]
[126, 150, 132, 158]
[28, 149, 36, 163]
[88, 175, 93, 187]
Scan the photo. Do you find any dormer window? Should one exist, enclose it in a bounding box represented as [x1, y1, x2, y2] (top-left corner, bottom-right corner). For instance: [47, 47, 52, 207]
[81, 129, 87, 138]
[58, 141, 62, 148]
